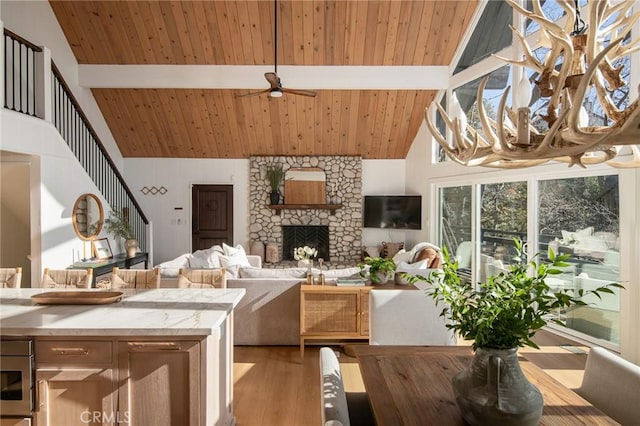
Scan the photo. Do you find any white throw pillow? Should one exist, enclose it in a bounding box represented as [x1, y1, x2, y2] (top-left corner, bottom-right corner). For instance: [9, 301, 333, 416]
[190, 248, 222, 268]
[219, 243, 251, 268]
[156, 253, 192, 269]
[219, 252, 251, 268]
[392, 249, 413, 264]
[396, 260, 430, 272]
[224, 264, 241, 279]
[223, 243, 245, 256]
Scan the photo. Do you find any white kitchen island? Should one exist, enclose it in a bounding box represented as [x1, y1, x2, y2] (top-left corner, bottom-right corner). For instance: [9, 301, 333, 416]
[0, 288, 245, 426]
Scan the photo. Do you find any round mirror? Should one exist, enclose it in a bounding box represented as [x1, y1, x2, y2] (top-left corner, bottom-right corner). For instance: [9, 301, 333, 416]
[72, 193, 104, 240]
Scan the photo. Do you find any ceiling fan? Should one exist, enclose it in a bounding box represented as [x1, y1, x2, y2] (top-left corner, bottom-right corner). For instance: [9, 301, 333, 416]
[238, 0, 316, 99]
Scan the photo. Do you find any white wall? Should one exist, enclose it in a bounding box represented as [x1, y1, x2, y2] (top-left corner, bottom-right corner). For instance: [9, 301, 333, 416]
[121, 158, 249, 265]
[1, 110, 114, 284]
[361, 159, 419, 248]
[123, 158, 409, 265]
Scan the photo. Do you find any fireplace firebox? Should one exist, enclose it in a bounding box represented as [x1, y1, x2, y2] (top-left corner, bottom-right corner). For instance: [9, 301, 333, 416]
[282, 226, 329, 261]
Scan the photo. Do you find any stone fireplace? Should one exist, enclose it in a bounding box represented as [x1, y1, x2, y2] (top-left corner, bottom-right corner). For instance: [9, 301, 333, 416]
[249, 156, 362, 266]
[282, 225, 330, 261]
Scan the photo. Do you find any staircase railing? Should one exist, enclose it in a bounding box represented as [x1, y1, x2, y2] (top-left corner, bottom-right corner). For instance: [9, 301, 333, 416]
[3, 28, 148, 253]
[3, 28, 40, 116]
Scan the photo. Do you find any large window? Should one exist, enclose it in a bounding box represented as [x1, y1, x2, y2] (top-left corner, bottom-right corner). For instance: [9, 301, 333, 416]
[436, 174, 621, 346]
[538, 176, 620, 344]
[480, 182, 527, 283]
[439, 186, 472, 281]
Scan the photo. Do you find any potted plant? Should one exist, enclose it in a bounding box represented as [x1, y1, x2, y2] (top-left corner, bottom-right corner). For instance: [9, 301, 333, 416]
[359, 256, 397, 284]
[104, 209, 138, 257]
[406, 239, 622, 425]
[266, 163, 284, 205]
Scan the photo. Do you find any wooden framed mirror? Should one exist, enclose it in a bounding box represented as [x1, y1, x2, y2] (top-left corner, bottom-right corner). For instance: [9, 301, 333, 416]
[72, 193, 104, 240]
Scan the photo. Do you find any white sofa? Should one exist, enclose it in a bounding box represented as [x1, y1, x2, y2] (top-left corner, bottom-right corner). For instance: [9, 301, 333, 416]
[155, 242, 442, 346]
[156, 249, 361, 345]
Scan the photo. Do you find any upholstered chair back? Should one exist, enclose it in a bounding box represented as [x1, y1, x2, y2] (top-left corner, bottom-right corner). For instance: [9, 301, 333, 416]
[0, 267, 22, 288]
[577, 346, 640, 425]
[177, 268, 227, 288]
[111, 267, 160, 289]
[42, 268, 92, 288]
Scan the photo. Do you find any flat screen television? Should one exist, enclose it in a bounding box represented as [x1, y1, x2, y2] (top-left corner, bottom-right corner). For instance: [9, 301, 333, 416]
[363, 195, 422, 229]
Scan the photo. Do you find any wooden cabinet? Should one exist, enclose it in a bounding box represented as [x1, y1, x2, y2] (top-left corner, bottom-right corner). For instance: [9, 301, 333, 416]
[299, 285, 372, 357]
[35, 340, 116, 426]
[1, 418, 32, 426]
[33, 328, 234, 426]
[118, 340, 200, 426]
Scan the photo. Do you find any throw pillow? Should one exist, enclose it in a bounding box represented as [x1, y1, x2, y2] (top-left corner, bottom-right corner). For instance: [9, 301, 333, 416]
[190, 248, 222, 268]
[219, 251, 251, 269]
[363, 245, 381, 258]
[223, 243, 245, 256]
[413, 247, 442, 268]
[220, 243, 251, 267]
[396, 259, 430, 271]
[392, 249, 413, 264]
[223, 264, 241, 279]
[381, 242, 404, 258]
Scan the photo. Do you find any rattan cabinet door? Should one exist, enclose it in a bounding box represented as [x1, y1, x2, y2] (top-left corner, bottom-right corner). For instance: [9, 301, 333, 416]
[302, 291, 359, 334]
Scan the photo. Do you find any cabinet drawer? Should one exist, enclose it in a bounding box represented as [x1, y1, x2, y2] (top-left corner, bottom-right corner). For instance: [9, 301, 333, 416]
[36, 340, 112, 364]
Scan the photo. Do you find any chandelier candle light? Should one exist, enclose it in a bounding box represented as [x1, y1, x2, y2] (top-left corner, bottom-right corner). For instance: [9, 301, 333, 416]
[426, 0, 640, 168]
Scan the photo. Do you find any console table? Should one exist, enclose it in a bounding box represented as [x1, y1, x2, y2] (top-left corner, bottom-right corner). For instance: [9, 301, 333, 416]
[299, 282, 416, 357]
[68, 252, 149, 287]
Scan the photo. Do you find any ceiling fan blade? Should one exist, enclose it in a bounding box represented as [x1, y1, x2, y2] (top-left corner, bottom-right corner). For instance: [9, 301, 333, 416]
[236, 88, 271, 98]
[264, 72, 281, 89]
[281, 87, 317, 97]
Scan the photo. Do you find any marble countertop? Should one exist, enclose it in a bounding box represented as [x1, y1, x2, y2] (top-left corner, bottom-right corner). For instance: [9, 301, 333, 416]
[0, 288, 245, 336]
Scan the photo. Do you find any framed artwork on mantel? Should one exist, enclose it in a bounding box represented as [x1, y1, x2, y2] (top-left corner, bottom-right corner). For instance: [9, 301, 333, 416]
[92, 238, 113, 260]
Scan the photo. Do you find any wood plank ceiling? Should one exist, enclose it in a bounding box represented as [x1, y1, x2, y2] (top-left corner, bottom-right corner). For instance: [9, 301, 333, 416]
[49, 1, 479, 159]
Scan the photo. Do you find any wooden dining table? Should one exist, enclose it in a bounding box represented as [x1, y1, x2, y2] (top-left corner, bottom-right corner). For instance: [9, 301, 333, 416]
[354, 345, 618, 425]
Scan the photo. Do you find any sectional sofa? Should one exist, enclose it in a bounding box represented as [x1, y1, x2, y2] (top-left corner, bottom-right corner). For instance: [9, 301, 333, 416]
[156, 242, 441, 346]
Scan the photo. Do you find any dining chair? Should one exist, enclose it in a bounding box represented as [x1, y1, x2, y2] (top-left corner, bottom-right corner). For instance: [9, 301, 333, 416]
[110, 267, 160, 289]
[177, 268, 227, 288]
[319, 347, 374, 426]
[369, 289, 456, 346]
[576, 346, 640, 425]
[0, 267, 22, 288]
[42, 268, 93, 288]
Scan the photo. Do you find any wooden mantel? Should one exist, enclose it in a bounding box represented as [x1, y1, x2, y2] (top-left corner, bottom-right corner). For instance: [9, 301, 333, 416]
[268, 204, 342, 216]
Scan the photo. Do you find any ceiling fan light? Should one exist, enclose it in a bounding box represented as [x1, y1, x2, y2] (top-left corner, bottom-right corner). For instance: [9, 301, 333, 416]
[269, 89, 283, 98]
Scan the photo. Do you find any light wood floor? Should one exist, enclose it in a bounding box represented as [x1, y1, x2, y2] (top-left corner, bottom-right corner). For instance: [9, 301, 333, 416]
[233, 330, 590, 426]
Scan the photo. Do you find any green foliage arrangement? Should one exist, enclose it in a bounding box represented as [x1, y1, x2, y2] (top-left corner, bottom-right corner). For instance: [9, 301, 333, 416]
[359, 256, 397, 284]
[104, 210, 135, 240]
[266, 163, 284, 192]
[410, 239, 622, 350]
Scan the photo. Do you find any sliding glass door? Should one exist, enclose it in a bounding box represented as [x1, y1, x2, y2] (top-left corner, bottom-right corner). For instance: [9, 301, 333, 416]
[436, 173, 620, 346]
[538, 176, 620, 344]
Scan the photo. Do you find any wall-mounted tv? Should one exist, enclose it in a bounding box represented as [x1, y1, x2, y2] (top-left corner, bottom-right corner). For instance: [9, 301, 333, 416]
[363, 195, 422, 230]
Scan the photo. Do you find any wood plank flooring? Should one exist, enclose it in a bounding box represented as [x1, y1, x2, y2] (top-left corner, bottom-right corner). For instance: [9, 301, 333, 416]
[233, 330, 590, 426]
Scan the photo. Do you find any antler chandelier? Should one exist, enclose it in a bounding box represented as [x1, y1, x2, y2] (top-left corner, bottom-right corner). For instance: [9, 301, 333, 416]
[426, 0, 640, 168]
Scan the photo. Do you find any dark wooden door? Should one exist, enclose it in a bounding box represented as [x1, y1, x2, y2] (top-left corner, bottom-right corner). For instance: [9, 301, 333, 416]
[192, 185, 233, 251]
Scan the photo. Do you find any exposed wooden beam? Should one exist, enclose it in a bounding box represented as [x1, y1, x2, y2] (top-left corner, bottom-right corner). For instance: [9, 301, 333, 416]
[79, 65, 449, 90]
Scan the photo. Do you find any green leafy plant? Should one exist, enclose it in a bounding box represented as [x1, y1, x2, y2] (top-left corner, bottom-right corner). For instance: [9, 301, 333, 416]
[407, 239, 622, 350]
[104, 210, 135, 240]
[266, 163, 284, 192]
[359, 256, 397, 284]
